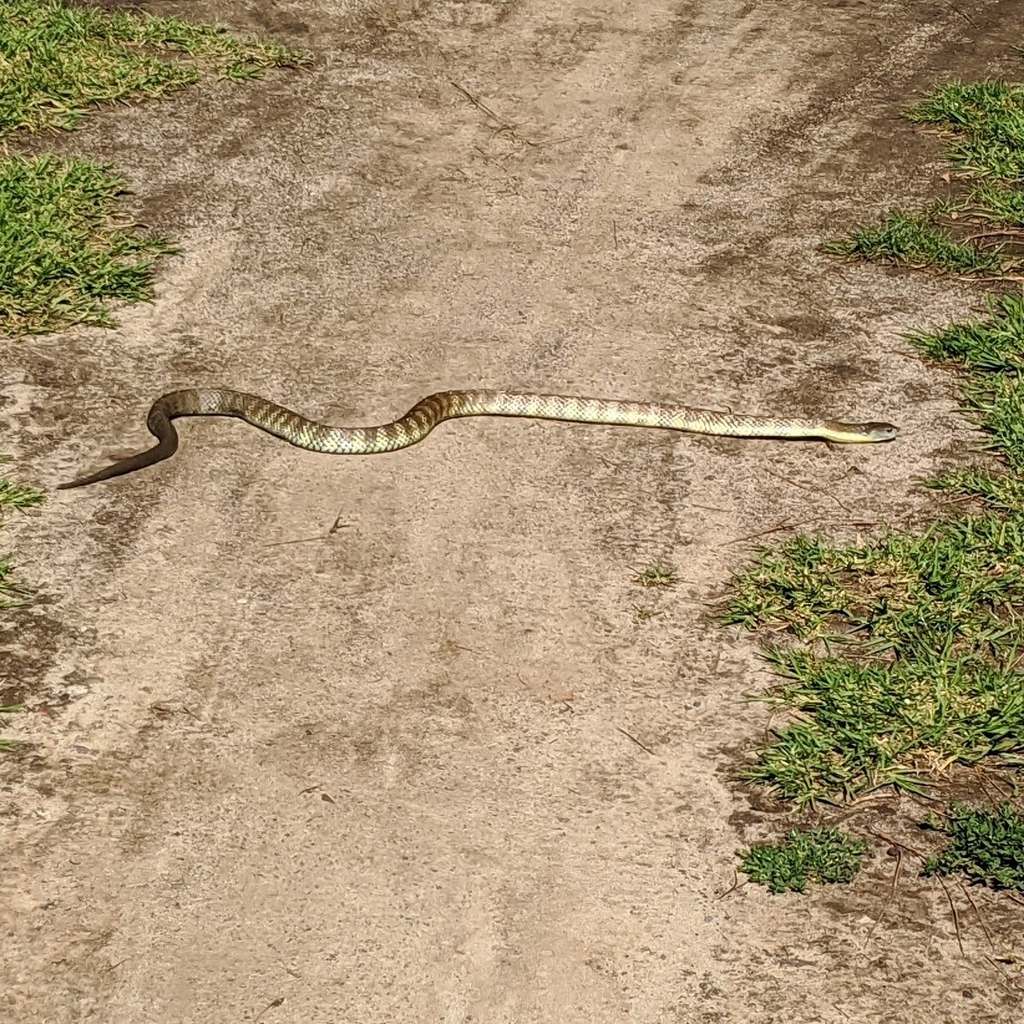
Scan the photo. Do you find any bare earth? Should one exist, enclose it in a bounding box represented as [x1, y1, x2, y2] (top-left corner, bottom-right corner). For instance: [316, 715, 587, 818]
[3, 1, 1024, 1021]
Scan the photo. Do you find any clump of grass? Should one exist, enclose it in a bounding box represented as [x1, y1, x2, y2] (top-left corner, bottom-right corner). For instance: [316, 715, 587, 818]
[907, 80, 1024, 181]
[822, 211, 1003, 275]
[907, 291, 1024, 372]
[0, 0, 306, 136]
[0, 154, 177, 335]
[953, 182, 1024, 225]
[826, 78, 1024, 278]
[909, 293, 1024, 499]
[728, 516, 1024, 654]
[632, 604, 662, 623]
[925, 467, 1024, 513]
[0, 471, 47, 514]
[727, 510, 1024, 803]
[632, 563, 679, 588]
[922, 802, 1024, 890]
[0, 459, 45, 513]
[740, 648, 1024, 802]
[739, 827, 868, 894]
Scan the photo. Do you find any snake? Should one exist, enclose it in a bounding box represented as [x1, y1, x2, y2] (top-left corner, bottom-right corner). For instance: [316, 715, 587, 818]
[57, 387, 899, 490]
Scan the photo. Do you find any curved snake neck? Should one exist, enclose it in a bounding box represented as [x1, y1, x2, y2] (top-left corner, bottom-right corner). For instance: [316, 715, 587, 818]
[57, 387, 899, 490]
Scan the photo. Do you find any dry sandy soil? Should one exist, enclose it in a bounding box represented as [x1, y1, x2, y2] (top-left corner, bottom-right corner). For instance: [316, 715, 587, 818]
[3, 0, 1024, 1021]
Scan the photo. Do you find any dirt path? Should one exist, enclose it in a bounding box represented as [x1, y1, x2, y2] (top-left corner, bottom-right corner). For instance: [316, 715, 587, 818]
[2, 1, 1022, 1021]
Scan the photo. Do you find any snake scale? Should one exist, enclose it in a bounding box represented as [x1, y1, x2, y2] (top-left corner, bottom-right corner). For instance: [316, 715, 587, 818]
[57, 387, 899, 490]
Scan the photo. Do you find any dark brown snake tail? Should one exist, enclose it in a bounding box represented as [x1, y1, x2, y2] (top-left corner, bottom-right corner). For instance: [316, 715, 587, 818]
[58, 387, 899, 490]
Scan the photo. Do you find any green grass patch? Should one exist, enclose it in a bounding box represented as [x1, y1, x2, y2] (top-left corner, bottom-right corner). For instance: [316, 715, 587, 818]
[907, 79, 1024, 181]
[826, 76, 1024, 278]
[822, 210, 1004, 274]
[737, 127, 1024, 803]
[738, 827, 868, 894]
[953, 181, 1024, 225]
[922, 802, 1024, 890]
[0, 469, 46, 516]
[908, 291, 1024, 372]
[909, 291, 1024, 488]
[727, 519, 1024, 802]
[0, 154, 177, 335]
[727, 287, 1024, 803]
[0, 0, 306, 136]
[0, 3, 307, 335]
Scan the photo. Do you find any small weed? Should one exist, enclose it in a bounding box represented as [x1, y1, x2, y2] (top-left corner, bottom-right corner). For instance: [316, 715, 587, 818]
[738, 827, 868, 894]
[632, 563, 679, 588]
[0, 461, 42, 610]
[0, 460, 43, 750]
[632, 604, 662, 623]
[0, 468, 47, 513]
[921, 802, 1024, 890]
[0, 704, 22, 752]
[0, 459, 44, 515]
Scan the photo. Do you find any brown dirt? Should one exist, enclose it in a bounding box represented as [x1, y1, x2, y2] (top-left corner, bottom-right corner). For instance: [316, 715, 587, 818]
[2, 1, 1024, 1021]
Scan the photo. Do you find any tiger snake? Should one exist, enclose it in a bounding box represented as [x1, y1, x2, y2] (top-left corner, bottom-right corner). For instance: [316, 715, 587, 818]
[58, 388, 899, 490]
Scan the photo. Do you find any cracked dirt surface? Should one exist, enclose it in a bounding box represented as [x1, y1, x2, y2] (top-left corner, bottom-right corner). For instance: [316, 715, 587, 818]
[2, 1, 1024, 1021]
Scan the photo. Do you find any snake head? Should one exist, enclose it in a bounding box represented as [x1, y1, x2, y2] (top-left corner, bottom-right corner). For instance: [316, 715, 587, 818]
[862, 422, 900, 442]
[824, 420, 900, 443]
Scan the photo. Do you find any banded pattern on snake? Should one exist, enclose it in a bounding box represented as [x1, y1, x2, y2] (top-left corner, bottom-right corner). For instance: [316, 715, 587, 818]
[58, 387, 899, 490]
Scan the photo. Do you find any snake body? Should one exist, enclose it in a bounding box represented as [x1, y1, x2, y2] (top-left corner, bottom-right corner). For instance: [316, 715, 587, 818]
[58, 388, 899, 490]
